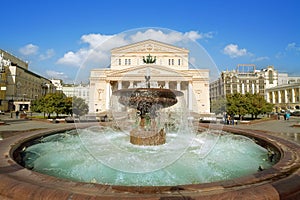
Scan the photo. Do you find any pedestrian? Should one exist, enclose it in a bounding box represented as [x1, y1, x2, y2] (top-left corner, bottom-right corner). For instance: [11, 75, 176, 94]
[16, 110, 19, 119]
[286, 112, 290, 120]
[231, 115, 235, 125]
[227, 115, 230, 125]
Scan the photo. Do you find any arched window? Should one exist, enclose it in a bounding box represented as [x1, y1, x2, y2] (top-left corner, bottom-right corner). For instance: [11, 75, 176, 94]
[269, 71, 273, 84]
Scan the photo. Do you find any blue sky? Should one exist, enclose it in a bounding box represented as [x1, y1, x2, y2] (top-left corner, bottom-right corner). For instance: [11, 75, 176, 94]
[1, 0, 299, 83]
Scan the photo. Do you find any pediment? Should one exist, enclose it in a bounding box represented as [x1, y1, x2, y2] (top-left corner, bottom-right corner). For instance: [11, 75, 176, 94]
[111, 39, 189, 54]
[108, 65, 190, 78]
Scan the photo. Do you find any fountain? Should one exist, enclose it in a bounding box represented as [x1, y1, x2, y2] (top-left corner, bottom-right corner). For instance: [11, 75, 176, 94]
[112, 69, 183, 145]
[8, 69, 278, 186]
[4, 67, 275, 185]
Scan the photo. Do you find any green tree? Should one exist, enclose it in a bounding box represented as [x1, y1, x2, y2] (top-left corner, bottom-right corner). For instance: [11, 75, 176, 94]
[211, 97, 227, 114]
[65, 97, 73, 116]
[226, 93, 273, 119]
[43, 93, 68, 118]
[248, 93, 273, 118]
[31, 93, 89, 118]
[31, 92, 71, 118]
[31, 97, 47, 117]
[226, 93, 248, 117]
[72, 96, 89, 117]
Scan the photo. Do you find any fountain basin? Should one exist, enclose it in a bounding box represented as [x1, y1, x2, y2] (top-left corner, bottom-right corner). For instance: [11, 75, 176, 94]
[1, 124, 300, 199]
[113, 88, 183, 109]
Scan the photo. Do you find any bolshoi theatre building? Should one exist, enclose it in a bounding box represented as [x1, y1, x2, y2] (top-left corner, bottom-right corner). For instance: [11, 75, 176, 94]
[89, 40, 210, 114]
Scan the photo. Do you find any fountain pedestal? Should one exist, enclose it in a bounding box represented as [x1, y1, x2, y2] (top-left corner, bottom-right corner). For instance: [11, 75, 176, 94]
[113, 88, 183, 146]
[130, 128, 166, 145]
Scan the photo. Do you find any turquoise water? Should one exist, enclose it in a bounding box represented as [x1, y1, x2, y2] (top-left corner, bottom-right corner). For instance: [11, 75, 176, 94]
[22, 126, 272, 186]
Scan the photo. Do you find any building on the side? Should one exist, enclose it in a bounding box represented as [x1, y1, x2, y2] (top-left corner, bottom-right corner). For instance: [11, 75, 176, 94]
[209, 64, 278, 101]
[50, 79, 90, 108]
[287, 76, 300, 84]
[265, 82, 300, 111]
[51, 79, 63, 91]
[62, 83, 90, 105]
[89, 39, 210, 114]
[278, 73, 289, 85]
[0, 49, 55, 112]
[277, 73, 300, 85]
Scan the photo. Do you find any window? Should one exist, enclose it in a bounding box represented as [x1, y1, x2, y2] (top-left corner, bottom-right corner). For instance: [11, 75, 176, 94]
[118, 59, 121, 65]
[125, 59, 127, 65]
[178, 59, 181, 66]
[269, 71, 273, 84]
[128, 59, 131, 65]
[168, 59, 174, 65]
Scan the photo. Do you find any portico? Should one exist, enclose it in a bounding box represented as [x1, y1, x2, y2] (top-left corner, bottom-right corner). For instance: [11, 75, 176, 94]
[266, 83, 300, 110]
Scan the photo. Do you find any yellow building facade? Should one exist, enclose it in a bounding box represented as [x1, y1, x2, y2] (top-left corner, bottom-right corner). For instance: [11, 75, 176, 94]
[0, 49, 55, 112]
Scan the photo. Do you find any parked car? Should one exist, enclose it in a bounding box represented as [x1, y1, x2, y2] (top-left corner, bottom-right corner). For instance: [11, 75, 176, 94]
[199, 114, 217, 123]
[0, 110, 5, 115]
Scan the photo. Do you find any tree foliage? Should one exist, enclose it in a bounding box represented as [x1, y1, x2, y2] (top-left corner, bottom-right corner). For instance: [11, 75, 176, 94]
[225, 93, 273, 119]
[211, 97, 227, 114]
[211, 93, 274, 119]
[72, 96, 89, 116]
[31, 93, 89, 118]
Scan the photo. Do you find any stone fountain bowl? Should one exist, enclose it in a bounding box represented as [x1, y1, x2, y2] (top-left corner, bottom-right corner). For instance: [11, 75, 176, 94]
[113, 88, 183, 109]
[1, 125, 300, 199]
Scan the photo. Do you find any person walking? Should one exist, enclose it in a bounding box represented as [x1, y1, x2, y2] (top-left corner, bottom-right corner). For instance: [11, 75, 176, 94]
[15, 110, 19, 119]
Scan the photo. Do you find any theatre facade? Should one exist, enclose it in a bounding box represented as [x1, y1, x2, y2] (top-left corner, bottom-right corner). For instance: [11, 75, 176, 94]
[89, 40, 210, 114]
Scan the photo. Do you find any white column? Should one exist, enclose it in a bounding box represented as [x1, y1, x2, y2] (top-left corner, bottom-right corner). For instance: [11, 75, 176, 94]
[241, 83, 245, 94]
[278, 91, 281, 104]
[272, 92, 276, 104]
[118, 81, 122, 90]
[188, 81, 193, 110]
[177, 81, 181, 91]
[252, 83, 255, 94]
[165, 81, 169, 89]
[105, 81, 111, 110]
[266, 92, 270, 103]
[292, 88, 295, 103]
[129, 81, 133, 88]
[284, 89, 288, 104]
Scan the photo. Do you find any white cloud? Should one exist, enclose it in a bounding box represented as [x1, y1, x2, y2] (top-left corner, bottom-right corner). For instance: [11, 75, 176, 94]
[57, 29, 214, 69]
[286, 42, 300, 51]
[46, 70, 69, 80]
[57, 50, 87, 67]
[39, 49, 55, 60]
[57, 33, 129, 67]
[130, 29, 212, 43]
[223, 44, 248, 58]
[251, 56, 269, 62]
[19, 44, 39, 55]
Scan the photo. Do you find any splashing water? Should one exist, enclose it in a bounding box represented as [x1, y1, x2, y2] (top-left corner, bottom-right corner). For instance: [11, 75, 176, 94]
[22, 127, 272, 186]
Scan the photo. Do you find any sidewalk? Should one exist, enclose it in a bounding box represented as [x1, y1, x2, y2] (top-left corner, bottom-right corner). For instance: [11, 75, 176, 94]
[0, 114, 74, 139]
[235, 116, 300, 144]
